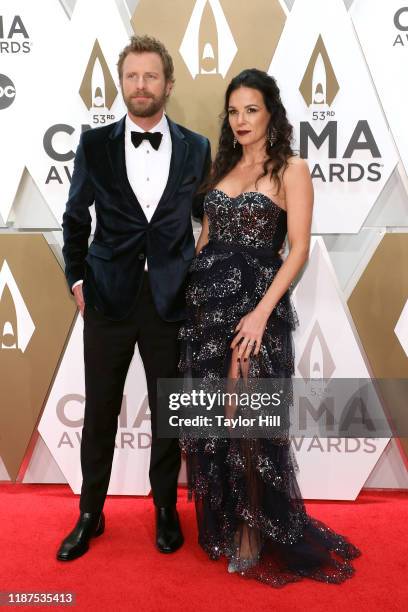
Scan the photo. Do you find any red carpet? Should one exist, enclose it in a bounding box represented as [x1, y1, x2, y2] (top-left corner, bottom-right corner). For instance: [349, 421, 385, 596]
[0, 484, 407, 611]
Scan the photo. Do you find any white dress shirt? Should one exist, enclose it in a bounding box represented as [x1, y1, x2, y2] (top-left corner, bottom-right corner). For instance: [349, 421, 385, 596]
[125, 112, 172, 223]
[72, 112, 172, 290]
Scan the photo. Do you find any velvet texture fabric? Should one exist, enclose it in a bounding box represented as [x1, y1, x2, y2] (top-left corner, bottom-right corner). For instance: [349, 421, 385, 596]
[62, 115, 211, 321]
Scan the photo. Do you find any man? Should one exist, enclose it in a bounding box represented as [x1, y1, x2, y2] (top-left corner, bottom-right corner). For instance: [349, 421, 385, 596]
[57, 35, 210, 561]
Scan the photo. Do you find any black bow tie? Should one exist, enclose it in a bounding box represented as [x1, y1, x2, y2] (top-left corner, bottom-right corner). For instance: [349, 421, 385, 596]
[131, 131, 163, 151]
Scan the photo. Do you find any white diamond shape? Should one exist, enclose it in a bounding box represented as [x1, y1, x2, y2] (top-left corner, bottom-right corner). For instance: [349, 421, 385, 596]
[179, 0, 237, 79]
[38, 314, 151, 495]
[26, 0, 127, 224]
[394, 299, 408, 357]
[291, 238, 389, 499]
[268, 0, 398, 233]
[351, 0, 408, 179]
[0, 260, 35, 353]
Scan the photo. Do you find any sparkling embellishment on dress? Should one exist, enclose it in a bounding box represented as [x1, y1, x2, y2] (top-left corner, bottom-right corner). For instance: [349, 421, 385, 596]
[178, 189, 361, 587]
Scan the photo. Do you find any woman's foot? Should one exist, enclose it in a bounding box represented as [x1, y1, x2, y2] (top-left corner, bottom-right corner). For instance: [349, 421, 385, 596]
[227, 549, 260, 573]
[227, 527, 261, 574]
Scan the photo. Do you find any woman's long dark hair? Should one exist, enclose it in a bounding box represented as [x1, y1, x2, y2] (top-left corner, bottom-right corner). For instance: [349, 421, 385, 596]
[202, 68, 295, 194]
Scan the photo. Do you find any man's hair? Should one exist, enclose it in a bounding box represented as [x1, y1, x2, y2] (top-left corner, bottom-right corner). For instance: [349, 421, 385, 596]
[117, 35, 175, 83]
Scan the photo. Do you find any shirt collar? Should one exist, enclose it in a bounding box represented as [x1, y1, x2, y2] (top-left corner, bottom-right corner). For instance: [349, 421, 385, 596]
[126, 112, 169, 136]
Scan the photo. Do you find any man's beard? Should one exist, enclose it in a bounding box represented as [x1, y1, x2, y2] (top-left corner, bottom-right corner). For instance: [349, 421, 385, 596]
[124, 89, 167, 118]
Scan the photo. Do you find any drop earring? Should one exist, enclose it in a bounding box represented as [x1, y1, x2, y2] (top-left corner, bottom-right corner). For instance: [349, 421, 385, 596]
[268, 125, 278, 147]
[233, 137, 237, 148]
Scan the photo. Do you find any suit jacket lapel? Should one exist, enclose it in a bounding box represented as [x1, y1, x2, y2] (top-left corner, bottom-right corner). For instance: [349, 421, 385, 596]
[106, 115, 148, 220]
[150, 117, 188, 222]
[106, 114, 188, 223]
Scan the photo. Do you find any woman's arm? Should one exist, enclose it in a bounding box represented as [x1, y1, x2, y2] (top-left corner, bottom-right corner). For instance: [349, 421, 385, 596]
[231, 157, 313, 357]
[195, 213, 210, 254]
[256, 157, 313, 317]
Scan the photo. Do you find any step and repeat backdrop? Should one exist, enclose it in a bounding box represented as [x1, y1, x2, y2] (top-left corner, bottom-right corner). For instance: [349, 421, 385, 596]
[0, 0, 407, 499]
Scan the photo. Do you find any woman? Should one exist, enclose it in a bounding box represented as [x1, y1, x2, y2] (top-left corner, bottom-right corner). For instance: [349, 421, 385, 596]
[178, 69, 361, 586]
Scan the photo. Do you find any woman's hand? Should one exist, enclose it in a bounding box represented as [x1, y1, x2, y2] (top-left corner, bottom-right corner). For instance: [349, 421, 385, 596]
[195, 213, 209, 255]
[230, 307, 270, 359]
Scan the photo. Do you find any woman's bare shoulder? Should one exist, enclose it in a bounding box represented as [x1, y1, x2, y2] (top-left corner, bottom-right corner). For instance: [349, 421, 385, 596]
[286, 155, 309, 169]
[283, 156, 310, 181]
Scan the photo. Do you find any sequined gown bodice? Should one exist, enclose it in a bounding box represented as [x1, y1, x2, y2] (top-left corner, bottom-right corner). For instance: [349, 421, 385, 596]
[178, 189, 361, 587]
[206, 188, 287, 251]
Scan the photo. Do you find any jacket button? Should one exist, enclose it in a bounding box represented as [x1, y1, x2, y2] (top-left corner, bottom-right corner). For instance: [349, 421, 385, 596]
[138, 253, 145, 260]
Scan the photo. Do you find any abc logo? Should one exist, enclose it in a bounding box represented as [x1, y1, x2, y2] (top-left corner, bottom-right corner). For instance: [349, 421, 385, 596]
[0, 74, 16, 110]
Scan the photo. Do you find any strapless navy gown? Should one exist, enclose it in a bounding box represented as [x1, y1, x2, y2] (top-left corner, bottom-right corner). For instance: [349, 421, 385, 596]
[178, 189, 361, 587]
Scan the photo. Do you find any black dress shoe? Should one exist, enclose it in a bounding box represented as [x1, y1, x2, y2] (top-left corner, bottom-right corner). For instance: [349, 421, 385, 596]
[56, 511, 105, 561]
[155, 506, 184, 553]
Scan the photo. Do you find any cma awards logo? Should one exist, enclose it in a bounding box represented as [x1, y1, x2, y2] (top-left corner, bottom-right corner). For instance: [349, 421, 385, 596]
[0, 260, 35, 353]
[393, 7, 408, 46]
[179, 0, 237, 78]
[78, 39, 118, 114]
[297, 320, 335, 381]
[294, 320, 378, 454]
[43, 39, 118, 185]
[299, 35, 383, 183]
[0, 15, 31, 54]
[55, 394, 151, 450]
[299, 34, 339, 108]
[298, 34, 383, 184]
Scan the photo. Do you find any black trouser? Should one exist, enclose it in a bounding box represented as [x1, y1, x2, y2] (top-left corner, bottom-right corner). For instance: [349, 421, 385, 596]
[79, 273, 181, 513]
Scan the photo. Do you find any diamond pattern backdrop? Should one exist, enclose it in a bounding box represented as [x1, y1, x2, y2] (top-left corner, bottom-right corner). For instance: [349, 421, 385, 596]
[0, 0, 406, 495]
